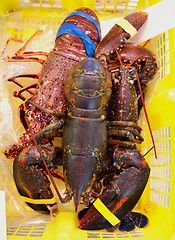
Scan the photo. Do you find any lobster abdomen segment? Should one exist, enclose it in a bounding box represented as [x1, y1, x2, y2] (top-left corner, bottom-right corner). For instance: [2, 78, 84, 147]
[62, 113, 107, 210]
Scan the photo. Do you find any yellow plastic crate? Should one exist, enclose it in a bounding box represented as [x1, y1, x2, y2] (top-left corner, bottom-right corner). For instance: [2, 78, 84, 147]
[1, 0, 175, 239]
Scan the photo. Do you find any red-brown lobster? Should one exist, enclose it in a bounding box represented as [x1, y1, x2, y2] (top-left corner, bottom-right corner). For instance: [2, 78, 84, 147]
[78, 12, 158, 231]
[61, 57, 111, 211]
[5, 7, 101, 212]
[5, 7, 101, 159]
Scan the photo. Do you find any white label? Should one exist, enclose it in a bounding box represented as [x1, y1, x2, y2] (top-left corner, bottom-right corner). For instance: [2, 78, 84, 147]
[0, 191, 6, 240]
[101, 0, 175, 44]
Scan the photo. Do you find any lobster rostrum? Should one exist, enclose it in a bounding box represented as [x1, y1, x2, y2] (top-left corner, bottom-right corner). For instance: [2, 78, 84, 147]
[7, 8, 102, 212]
[78, 13, 158, 231]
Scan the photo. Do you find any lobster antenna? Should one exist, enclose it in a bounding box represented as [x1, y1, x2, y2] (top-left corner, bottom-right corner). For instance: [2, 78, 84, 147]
[128, 53, 147, 69]
[113, 46, 124, 67]
[136, 74, 157, 159]
[142, 39, 151, 48]
[24, 115, 63, 202]
[15, 30, 43, 56]
[143, 146, 153, 157]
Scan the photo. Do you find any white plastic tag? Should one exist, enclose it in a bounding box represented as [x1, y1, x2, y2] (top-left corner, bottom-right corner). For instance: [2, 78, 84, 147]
[0, 190, 7, 240]
[116, 18, 137, 38]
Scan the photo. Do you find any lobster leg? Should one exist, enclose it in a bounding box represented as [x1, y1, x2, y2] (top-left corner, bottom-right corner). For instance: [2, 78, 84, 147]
[13, 83, 37, 98]
[13, 145, 62, 212]
[8, 76, 38, 129]
[18, 101, 65, 134]
[3, 30, 47, 64]
[78, 148, 150, 230]
[9, 76, 38, 96]
[107, 127, 144, 143]
[26, 100, 67, 118]
[32, 120, 64, 143]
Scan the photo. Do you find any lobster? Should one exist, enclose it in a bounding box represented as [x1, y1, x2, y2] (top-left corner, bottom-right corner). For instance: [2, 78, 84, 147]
[5, 7, 101, 212]
[78, 12, 158, 231]
[78, 64, 151, 231]
[95, 11, 157, 114]
[61, 57, 111, 211]
[59, 13, 156, 217]
[5, 7, 101, 159]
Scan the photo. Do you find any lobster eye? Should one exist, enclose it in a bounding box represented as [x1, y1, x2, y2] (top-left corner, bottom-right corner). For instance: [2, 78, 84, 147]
[129, 68, 137, 80]
[114, 68, 122, 81]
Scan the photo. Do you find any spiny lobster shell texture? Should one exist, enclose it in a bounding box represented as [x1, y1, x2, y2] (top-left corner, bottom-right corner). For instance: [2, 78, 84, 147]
[4, 7, 101, 159]
[29, 7, 101, 127]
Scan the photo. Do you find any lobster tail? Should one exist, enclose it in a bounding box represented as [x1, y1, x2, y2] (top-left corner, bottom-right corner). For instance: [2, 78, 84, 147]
[62, 58, 112, 211]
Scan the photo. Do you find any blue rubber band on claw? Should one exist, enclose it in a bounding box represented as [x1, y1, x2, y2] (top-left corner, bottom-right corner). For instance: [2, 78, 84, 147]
[56, 23, 96, 57]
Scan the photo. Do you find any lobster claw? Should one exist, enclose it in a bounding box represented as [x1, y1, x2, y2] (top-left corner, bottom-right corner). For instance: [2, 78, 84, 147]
[117, 212, 148, 232]
[13, 145, 60, 212]
[79, 210, 148, 232]
[95, 12, 148, 62]
[78, 148, 150, 230]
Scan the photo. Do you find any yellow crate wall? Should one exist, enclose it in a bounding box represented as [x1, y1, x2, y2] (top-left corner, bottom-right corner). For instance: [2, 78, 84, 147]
[1, 0, 175, 240]
[134, 27, 175, 240]
[0, 0, 160, 14]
